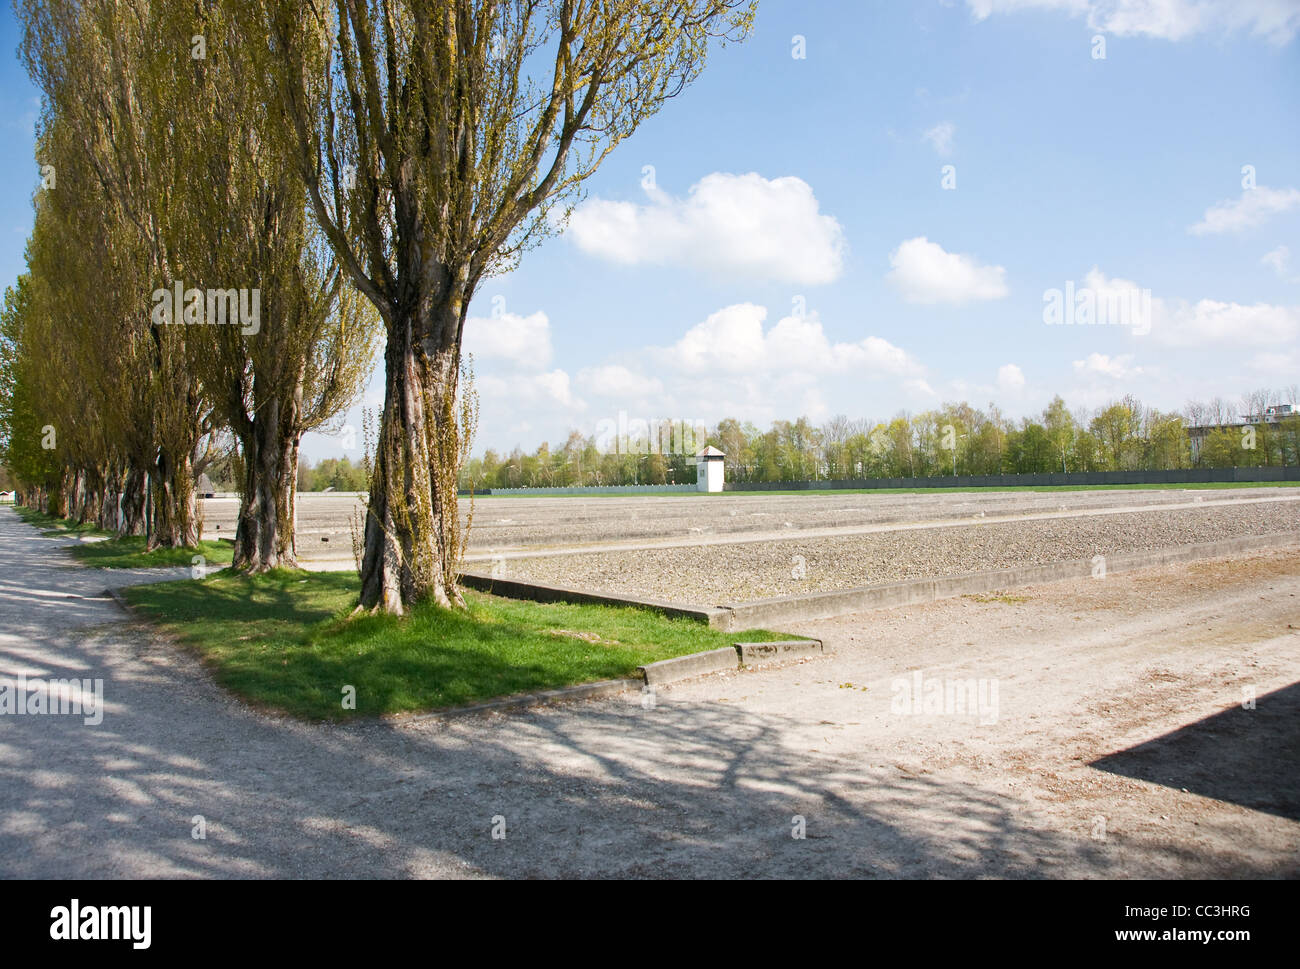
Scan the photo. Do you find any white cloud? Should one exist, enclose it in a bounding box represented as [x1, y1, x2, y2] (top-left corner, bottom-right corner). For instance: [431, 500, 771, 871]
[887, 237, 1009, 304]
[1154, 298, 1300, 347]
[577, 364, 664, 398]
[1189, 186, 1300, 235]
[1060, 268, 1300, 347]
[478, 369, 583, 409]
[463, 311, 552, 370]
[664, 303, 922, 377]
[566, 172, 847, 285]
[536, 371, 579, 408]
[1262, 244, 1297, 280]
[997, 363, 1026, 391]
[1248, 350, 1297, 375]
[922, 121, 956, 156]
[800, 388, 831, 424]
[1072, 352, 1143, 379]
[966, 0, 1300, 44]
[1065, 268, 1153, 327]
[526, 303, 934, 444]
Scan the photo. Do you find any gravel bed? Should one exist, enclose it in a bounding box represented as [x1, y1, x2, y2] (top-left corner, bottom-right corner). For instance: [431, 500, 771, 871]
[200, 486, 1300, 558]
[494, 502, 1300, 604]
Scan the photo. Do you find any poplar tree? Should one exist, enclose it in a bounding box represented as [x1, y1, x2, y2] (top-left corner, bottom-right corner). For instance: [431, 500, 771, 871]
[238, 0, 756, 612]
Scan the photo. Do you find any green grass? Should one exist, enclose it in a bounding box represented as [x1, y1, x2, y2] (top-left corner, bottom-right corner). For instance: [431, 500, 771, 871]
[122, 570, 798, 719]
[11, 504, 115, 537]
[68, 536, 234, 569]
[9, 504, 233, 568]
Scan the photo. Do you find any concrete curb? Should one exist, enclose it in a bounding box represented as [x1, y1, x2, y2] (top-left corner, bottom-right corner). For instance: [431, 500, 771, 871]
[736, 639, 825, 665]
[105, 587, 133, 613]
[459, 571, 731, 626]
[637, 639, 827, 686]
[412, 639, 831, 717]
[717, 530, 1300, 630]
[638, 646, 739, 685]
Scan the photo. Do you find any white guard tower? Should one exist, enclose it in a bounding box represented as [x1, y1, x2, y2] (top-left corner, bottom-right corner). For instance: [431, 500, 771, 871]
[695, 446, 725, 493]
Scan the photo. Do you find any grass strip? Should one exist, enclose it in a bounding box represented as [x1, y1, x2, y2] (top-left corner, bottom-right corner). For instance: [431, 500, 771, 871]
[123, 569, 797, 719]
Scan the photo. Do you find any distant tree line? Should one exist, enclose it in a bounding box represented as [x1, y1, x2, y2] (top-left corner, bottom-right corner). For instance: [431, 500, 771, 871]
[461, 388, 1300, 489]
[201, 454, 372, 494]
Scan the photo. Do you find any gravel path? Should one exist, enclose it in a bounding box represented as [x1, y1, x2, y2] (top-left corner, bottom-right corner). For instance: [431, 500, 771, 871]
[497, 501, 1300, 603]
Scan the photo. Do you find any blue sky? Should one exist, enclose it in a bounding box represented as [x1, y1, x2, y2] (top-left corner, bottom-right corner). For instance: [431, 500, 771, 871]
[3, 1, 1298, 461]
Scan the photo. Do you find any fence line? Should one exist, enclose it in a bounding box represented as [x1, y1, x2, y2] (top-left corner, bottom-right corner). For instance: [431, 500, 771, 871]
[457, 466, 1300, 496]
[725, 467, 1300, 491]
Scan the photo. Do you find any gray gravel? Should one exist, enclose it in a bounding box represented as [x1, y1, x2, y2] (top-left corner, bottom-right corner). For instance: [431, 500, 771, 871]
[497, 501, 1300, 603]
[200, 486, 1300, 559]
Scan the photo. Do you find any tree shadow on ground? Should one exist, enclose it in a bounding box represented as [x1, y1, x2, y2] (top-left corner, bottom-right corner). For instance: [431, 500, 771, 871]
[1090, 681, 1300, 822]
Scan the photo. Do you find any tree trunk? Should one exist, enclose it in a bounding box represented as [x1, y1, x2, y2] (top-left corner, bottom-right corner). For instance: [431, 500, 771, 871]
[232, 395, 301, 572]
[359, 301, 464, 615]
[67, 469, 89, 524]
[98, 466, 122, 532]
[119, 466, 147, 537]
[149, 447, 198, 548]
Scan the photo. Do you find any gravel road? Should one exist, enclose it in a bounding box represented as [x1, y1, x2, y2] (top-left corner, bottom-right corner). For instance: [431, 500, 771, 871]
[2, 506, 1296, 878]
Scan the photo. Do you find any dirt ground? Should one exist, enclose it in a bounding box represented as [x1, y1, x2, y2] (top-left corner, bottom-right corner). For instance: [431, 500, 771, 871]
[1, 505, 1296, 878]
[719, 546, 1300, 876]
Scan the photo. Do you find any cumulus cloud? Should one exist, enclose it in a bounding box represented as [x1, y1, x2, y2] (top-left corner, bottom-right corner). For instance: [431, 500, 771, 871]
[664, 302, 922, 377]
[1043, 267, 1153, 332]
[887, 237, 1008, 304]
[547, 303, 938, 442]
[1262, 244, 1296, 280]
[566, 172, 847, 285]
[463, 311, 552, 370]
[1054, 268, 1299, 347]
[478, 369, 582, 409]
[922, 121, 956, 156]
[1154, 298, 1300, 347]
[997, 363, 1026, 392]
[577, 364, 664, 398]
[1072, 352, 1143, 379]
[966, 0, 1300, 44]
[1190, 186, 1300, 235]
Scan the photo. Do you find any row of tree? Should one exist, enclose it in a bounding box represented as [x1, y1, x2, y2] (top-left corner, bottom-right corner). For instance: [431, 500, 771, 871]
[1, 0, 378, 573]
[0, 1, 752, 613]
[463, 390, 1300, 488]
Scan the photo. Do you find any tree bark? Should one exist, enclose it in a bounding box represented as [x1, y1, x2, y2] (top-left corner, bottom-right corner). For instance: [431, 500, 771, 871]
[358, 298, 464, 614]
[232, 394, 301, 572]
[118, 466, 147, 537]
[67, 469, 90, 524]
[148, 447, 199, 548]
[97, 466, 121, 532]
